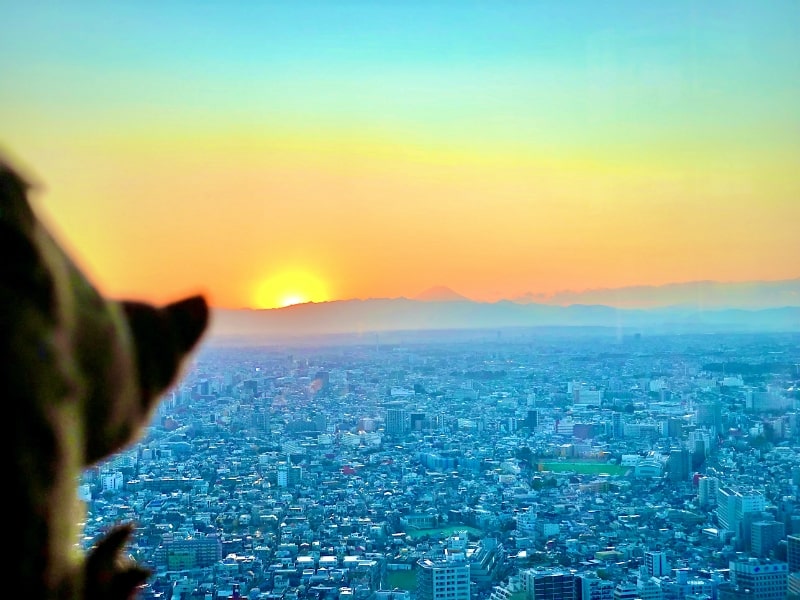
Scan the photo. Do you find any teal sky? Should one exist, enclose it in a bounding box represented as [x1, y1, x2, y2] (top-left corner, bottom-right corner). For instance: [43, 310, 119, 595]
[4, 1, 798, 147]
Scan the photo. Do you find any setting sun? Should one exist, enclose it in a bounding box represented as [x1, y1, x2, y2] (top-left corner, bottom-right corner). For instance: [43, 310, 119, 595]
[253, 270, 329, 309]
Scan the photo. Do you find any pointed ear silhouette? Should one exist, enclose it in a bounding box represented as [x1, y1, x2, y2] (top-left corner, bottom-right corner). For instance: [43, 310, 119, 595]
[163, 295, 209, 353]
[120, 294, 209, 393]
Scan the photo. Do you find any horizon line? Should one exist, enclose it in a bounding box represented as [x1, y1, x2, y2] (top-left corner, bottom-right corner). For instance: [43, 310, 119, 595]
[209, 276, 800, 311]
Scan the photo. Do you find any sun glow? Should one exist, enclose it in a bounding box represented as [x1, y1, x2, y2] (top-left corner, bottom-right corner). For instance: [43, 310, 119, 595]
[280, 294, 306, 307]
[254, 270, 329, 309]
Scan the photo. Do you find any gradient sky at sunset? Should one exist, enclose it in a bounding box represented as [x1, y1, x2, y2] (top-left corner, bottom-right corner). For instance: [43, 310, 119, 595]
[2, 1, 798, 308]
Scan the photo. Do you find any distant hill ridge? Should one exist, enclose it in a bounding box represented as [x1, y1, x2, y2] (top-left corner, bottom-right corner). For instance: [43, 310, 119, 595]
[209, 279, 800, 341]
[514, 277, 800, 309]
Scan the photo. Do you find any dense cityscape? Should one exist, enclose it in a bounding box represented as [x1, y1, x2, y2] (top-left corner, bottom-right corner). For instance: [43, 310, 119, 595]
[82, 328, 800, 600]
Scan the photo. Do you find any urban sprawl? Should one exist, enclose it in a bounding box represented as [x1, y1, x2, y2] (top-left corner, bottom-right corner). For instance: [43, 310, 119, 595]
[82, 330, 800, 600]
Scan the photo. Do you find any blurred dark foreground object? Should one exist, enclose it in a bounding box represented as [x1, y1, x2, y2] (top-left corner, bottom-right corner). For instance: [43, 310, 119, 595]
[1, 157, 208, 599]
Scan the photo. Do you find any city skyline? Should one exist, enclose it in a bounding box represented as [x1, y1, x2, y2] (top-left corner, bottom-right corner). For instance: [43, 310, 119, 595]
[2, 1, 799, 308]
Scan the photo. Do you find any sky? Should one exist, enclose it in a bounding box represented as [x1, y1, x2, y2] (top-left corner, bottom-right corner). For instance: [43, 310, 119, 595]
[1, 1, 798, 309]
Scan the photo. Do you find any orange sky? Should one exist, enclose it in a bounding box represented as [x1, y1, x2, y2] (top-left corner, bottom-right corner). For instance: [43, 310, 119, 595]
[3, 3, 799, 309]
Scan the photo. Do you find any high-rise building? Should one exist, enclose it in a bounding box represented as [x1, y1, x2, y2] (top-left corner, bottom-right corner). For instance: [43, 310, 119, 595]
[578, 574, 614, 600]
[277, 465, 289, 487]
[516, 509, 537, 538]
[751, 520, 785, 557]
[696, 400, 723, 433]
[729, 558, 787, 600]
[386, 408, 408, 436]
[688, 428, 713, 455]
[410, 412, 427, 431]
[467, 538, 505, 593]
[612, 413, 624, 439]
[525, 409, 539, 431]
[668, 449, 691, 481]
[789, 572, 800, 600]
[698, 476, 719, 507]
[520, 569, 578, 600]
[717, 486, 766, 539]
[288, 465, 303, 486]
[747, 390, 792, 412]
[792, 516, 800, 536]
[253, 408, 271, 431]
[574, 388, 603, 405]
[312, 412, 327, 432]
[417, 553, 471, 600]
[778, 498, 797, 532]
[662, 417, 683, 439]
[788, 534, 800, 572]
[644, 551, 669, 577]
[717, 488, 737, 531]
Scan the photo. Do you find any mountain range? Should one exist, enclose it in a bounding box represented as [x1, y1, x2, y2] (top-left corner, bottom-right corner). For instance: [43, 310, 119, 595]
[511, 278, 800, 309]
[208, 278, 800, 343]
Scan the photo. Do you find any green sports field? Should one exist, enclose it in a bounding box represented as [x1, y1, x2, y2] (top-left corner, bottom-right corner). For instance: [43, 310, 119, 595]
[404, 525, 484, 540]
[538, 461, 627, 476]
[386, 569, 417, 591]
